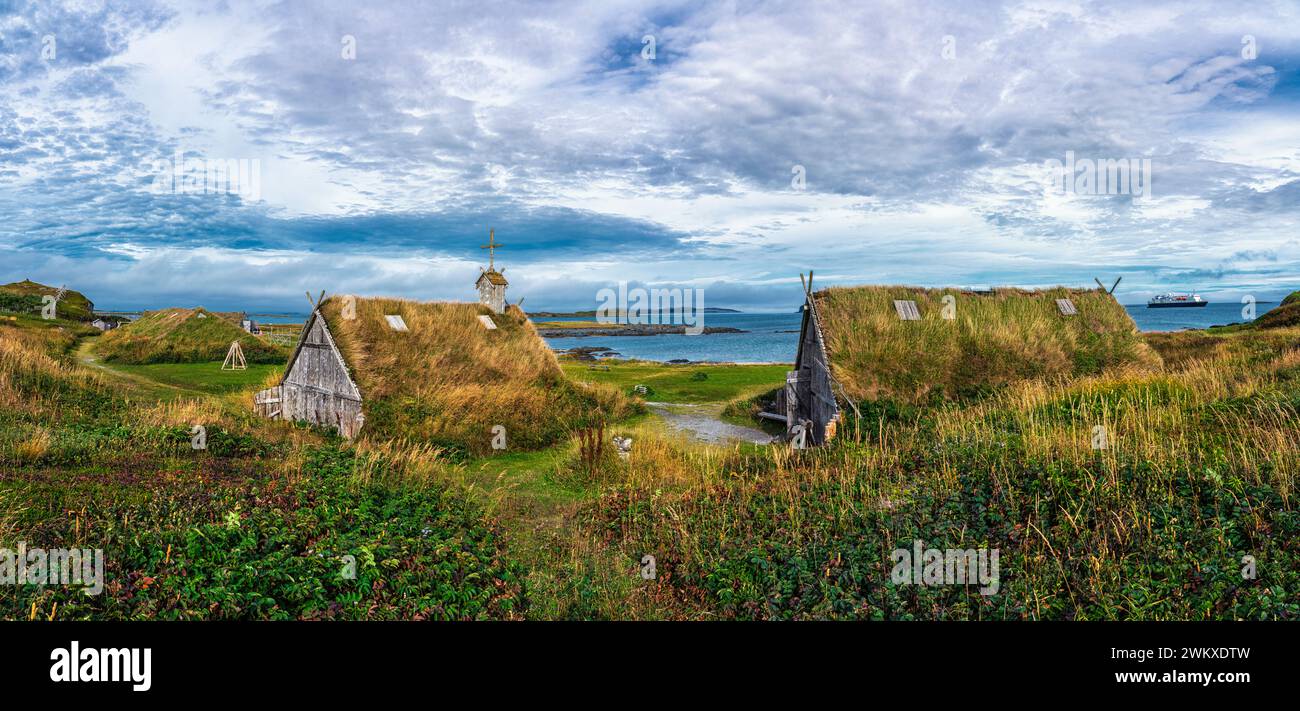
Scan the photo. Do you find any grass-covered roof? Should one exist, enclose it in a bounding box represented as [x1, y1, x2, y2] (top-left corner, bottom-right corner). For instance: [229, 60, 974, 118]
[812, 285, 1158, 402]
[314, 296, 630, 454]
[97, 307, 287, 365]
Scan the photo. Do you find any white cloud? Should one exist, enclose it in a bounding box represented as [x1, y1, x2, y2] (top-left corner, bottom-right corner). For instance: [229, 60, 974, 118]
[2, 0, 1299, 309]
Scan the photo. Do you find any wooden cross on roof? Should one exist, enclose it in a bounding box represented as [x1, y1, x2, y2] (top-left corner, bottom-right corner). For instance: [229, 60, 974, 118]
[481, 228, 504, 270]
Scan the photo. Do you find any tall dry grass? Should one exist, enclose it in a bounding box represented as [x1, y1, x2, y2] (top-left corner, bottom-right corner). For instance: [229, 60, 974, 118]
[924, 341, 1300, 499]
[815, 285, 1158, 402]
[0, 323, 108, 417]
[570, 326, 1299, 620]
[351, 439, 455, 486]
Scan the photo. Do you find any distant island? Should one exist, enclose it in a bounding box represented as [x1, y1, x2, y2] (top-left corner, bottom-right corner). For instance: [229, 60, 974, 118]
[534, 321, 747, 338]
[530, 307, 743, 317]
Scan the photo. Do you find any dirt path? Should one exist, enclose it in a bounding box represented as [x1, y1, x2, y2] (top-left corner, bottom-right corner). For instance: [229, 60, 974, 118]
[646, 401, 773, 444]
[73, 339, 198, 399]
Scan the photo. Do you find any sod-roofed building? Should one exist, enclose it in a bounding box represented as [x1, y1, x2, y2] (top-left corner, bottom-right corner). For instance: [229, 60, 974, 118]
[257, 304, 365, 437]
[780, 283, 1156, 446]
[97, 306, 287, 364]
[255, 296, 624, 452]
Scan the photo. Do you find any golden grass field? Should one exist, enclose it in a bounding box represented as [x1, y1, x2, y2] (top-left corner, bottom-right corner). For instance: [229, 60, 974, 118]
[1, 293, 1296, 620]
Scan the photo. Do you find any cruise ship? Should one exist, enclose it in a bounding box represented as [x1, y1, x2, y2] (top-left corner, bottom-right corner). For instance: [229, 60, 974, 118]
[1147, 292, 1208, 308]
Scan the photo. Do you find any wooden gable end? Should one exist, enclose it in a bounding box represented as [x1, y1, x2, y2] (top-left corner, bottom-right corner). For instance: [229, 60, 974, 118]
[790, 294, 841, 445]
[282, 309, 362, 402]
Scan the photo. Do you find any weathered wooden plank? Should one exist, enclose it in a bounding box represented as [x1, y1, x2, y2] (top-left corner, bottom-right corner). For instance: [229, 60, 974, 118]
[301, 383, 361, 400]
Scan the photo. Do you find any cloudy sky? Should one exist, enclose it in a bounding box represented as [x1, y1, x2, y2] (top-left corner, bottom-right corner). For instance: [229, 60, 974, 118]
[1, 0, 1298, 312]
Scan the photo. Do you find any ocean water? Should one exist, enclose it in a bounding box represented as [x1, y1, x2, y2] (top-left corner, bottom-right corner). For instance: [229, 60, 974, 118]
[98, 310, 310, 325]
[1123, 302, 1263, 332]
[539, 302, 1269, 364]
[248, 312, 310, 325]
[542, 312, 803, 364]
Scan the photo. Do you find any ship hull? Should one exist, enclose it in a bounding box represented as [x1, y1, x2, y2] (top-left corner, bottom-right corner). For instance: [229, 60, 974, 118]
[1147, 301, 1209, 308]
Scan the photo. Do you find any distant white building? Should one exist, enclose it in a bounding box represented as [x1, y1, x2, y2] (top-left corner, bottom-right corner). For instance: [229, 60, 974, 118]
[91, 318, 117, 331]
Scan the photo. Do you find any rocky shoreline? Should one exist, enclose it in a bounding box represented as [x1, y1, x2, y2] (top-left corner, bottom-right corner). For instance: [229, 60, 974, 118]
[556, 346, 620, 361]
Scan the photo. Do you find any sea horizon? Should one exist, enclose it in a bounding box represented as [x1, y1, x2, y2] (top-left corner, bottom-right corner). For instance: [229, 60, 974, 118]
[538, 301, 1269, 364]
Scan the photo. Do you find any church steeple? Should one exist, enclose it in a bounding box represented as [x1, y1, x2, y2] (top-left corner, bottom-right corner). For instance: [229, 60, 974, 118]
[475, 227, 509, 314]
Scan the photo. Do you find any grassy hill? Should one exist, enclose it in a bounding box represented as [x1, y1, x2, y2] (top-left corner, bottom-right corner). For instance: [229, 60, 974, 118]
[96, 307, 289, 364]
[316, 297, 636, 454]
[814, 285, 1157, 402]
[0, 305, 526, 621]
[1251, 290, 1300, 330]
[0, 279, 96, 321]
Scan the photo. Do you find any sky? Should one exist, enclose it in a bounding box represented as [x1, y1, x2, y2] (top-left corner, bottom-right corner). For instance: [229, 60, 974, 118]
[1, 0, 1298, 312]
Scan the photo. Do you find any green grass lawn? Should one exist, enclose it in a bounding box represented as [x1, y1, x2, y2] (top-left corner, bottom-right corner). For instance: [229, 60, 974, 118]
[108, 361, 281, 394]
[560, 359, 788, 403]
